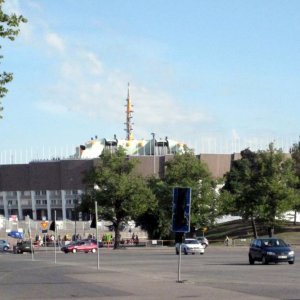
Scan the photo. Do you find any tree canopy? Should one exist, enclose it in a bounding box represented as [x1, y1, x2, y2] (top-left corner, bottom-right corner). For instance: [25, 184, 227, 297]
[221, 144, 298, 237]
[0, 0, 27, 117]
[136, 148, 218, 239]
[83, 147, 156, 249]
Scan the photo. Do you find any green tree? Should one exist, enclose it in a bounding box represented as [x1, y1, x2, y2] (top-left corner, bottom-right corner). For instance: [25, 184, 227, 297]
[222, 144, 298, 237]
[289, 140, 300, 224]
[164, 149, 218, 235]
[137, 148, 218, 239]
[0, 0, 27, 117]
[83, 147, 156, 249]
[135, 176, 171, 239]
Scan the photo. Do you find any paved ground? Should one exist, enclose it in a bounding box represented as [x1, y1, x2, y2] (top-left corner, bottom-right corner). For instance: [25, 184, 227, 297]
[0, 246, 299, 299]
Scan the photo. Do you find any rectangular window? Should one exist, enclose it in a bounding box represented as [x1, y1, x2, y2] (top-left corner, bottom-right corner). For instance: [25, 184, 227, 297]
[21, 191, 31, 196]
[36, 200, 41, 205]
[42, 200, 47, 205]
[21, 199, 29, 206]
[7, 191, 17, 197]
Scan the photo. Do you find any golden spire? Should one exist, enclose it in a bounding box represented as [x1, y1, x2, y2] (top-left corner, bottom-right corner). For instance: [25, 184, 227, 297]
[125, 83, 134, 140]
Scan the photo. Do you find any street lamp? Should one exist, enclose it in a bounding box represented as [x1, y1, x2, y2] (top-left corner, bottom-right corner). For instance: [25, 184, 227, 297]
[74, 199, 78, 240]
[151, 133, 156, 175]
[8, 200, 12, 219]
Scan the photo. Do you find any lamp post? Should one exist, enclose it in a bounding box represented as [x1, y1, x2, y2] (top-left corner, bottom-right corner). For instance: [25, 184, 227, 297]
[8, 200, 12, 219]
[151, 132, 156, 175]
[74, 199, 78, 240]
[94, 184, 100, 270]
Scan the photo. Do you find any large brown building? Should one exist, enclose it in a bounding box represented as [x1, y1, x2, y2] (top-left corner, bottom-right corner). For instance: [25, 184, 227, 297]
[0, 153, 239, 221]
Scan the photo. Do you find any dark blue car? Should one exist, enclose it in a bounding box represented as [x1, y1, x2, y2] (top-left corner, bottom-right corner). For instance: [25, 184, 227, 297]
[249, 237, 295, 265]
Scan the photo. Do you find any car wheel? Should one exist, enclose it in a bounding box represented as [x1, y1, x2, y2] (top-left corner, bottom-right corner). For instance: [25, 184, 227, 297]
[72, 248, 77, 254]
[3, 246, 8, 251]
[262, 256, 268, 265]
[200, 252, 204, 255]
[64, 251, 68, 254]
[249, 254, 255, 265]
[184, 248, 188, 255]
[288, 261, 294, 265]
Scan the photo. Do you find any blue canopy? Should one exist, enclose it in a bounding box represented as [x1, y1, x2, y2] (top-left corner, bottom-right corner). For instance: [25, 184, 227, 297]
[8, 231, 24, 239]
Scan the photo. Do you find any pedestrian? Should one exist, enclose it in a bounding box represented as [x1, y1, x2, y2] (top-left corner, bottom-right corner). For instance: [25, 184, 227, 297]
[224, 236, 229, 246]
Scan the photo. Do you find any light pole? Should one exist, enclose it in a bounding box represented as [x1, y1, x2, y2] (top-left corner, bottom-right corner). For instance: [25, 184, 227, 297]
[74, 199, 78, 240]
[151, 132, 156, 175]
[8, 200, 12, 219]
[94, 184, 100, 270]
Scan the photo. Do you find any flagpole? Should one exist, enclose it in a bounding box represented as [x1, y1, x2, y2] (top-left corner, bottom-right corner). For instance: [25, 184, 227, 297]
[95, 201, 99, 270]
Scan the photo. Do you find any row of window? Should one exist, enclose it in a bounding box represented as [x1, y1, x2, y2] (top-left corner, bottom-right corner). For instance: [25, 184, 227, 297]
[0, 199, 78, 206]
[4, 190, 79, 197]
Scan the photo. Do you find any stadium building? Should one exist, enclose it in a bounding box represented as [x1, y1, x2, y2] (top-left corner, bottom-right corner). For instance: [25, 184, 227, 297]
[0, 86, 239, 221]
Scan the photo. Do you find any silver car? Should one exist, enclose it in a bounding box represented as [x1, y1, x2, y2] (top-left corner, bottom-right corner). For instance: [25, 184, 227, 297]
[175, 238, 205, 255]
[0, 239, 10, 251]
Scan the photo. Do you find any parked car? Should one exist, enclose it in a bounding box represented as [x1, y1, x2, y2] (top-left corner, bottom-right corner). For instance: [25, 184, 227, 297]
[61, 240, 97, 253]
[175, 238, 205, 255]
[248, 237, 295, 265]
[197, 237, 209, 248]
[0, 239, 10, 251]
[13, 240, 34, 254]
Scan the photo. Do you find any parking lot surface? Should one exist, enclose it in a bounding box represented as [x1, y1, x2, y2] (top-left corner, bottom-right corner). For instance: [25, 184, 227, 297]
[0, 246, 299, 299]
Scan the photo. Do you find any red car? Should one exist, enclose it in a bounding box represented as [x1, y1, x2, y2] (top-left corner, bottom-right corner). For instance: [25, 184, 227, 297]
[61, 240, 97, 253]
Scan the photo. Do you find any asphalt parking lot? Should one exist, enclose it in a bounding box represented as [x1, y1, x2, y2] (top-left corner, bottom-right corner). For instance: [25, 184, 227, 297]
[0, 246, 299, 299]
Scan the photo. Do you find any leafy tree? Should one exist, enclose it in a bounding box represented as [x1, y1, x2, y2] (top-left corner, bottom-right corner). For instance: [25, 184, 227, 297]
[83, 147, 156, 249]
[137, 148, 218, 239]
[135, 176, 171, 239]
[289, 140, 300, 224]
[221, 148, 261, 237]
[222, 144, 298, 237]
[0, 0, 27, 117]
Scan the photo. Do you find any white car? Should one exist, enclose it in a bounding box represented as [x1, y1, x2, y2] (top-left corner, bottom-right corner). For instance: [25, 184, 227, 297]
[175, 238, 205, 255]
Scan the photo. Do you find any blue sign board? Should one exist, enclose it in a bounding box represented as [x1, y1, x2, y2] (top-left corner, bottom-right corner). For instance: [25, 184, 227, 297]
[172, 187, 191, 233]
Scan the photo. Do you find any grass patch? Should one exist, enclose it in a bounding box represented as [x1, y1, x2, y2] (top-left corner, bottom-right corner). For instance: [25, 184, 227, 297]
[200, 219, 300, 245]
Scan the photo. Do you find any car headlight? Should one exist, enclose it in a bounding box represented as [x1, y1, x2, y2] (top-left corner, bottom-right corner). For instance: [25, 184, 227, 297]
[266, 251, 276, 256]
[288, 251, 294, 256]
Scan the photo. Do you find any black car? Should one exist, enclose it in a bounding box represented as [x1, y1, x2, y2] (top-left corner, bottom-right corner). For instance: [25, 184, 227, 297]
[249, 237, 295, 265]
[13, 241, 34, 254]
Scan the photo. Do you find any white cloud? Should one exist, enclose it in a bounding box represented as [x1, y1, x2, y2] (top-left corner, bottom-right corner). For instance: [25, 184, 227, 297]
[3, 0, 22, 15]
[45, 32, 65, 54]
[84, 52, 103, 75]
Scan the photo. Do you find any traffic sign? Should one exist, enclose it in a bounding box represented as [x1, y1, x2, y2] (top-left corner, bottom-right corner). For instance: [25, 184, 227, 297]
[40, 221, 48, 230]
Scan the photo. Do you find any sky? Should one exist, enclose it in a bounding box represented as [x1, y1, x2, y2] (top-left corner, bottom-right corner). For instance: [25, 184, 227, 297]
[1, 0, 300, 163]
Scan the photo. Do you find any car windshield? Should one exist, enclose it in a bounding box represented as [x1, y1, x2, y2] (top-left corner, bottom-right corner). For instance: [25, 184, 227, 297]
[185, 240, 199, 244]
[262, 239, 287, 247]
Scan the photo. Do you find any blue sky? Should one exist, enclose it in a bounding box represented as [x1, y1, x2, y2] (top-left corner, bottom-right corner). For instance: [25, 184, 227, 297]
[1, 0, 300, 162]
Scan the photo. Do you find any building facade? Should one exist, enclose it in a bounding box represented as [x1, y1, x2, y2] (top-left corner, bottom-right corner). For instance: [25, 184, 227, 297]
[0, 153, 239, 221]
